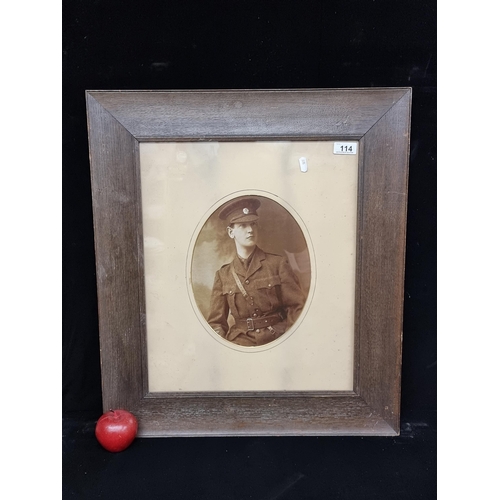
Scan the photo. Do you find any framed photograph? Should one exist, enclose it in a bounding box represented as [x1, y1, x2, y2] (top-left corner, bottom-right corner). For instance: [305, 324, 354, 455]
[86, 88, 411, 436]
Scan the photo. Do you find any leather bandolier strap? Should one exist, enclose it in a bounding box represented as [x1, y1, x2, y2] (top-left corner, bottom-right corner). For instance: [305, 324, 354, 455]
[231, 264, 283, 333]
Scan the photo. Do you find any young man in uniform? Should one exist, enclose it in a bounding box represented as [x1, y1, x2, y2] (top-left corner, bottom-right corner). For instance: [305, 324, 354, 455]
[207, 197, 305, 347]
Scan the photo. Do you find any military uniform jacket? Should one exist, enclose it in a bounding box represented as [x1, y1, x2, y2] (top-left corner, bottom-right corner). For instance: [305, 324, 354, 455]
[207, 246, 305, 346]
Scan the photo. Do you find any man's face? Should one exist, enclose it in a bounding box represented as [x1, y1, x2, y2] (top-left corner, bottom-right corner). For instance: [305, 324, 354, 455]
[228, 222, 258, 249]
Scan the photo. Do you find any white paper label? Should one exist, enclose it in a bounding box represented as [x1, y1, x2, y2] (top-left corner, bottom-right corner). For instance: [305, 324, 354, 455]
[299, 157, 308, 172]
[333, 142, 358, 155]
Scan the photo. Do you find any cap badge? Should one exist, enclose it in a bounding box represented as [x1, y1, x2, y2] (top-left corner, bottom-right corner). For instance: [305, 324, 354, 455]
[243, 208, 249, 214]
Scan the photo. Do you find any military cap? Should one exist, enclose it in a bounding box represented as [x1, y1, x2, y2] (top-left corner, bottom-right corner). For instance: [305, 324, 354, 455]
[219, 197, 261, 224]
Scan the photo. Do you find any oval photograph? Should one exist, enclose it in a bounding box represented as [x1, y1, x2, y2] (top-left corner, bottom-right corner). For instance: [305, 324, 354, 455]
[191, 194, 312, 348]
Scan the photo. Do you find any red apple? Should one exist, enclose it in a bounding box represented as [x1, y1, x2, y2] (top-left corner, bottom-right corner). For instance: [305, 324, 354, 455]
[95, 409, 138, 452]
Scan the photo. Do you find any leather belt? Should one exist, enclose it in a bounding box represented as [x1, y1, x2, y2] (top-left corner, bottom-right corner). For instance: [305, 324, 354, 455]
[236, 313, 283, 331]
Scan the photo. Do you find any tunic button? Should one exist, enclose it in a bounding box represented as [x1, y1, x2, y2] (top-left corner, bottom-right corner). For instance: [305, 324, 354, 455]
[252, 313, 257, 318]
[245, 280, 249, 284]
[255, 329, 260, 333]
[229, 290, 233, 295]
[268, 283, 272, 288]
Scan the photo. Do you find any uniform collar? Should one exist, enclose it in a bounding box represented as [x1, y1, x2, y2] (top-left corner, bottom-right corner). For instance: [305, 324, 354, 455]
[233, 246, 265, 278]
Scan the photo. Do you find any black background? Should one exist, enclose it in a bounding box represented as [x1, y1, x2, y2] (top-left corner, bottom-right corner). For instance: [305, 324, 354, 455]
[63, 1, 436, 498]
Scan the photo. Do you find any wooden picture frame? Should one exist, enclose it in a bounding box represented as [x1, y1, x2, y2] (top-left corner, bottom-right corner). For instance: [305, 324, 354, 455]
[86, 88, 411, 436]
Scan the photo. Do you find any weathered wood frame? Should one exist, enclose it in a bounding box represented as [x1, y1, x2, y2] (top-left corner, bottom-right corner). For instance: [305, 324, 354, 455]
[86, 89, 411, 437]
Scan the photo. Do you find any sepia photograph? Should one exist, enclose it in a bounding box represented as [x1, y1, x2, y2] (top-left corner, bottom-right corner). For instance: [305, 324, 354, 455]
[191, 195, 311, 347]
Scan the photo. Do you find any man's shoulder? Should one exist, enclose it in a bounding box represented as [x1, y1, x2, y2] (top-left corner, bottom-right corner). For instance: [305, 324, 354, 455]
[263, 251, 283, 260]
[261, 250, 286, 265]
[217, 261, 233, 277]
[260, 251, 289, 273]
[260, 251, 298, 276]
[253, 246, 280, 260]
